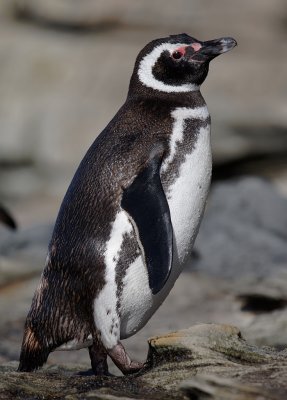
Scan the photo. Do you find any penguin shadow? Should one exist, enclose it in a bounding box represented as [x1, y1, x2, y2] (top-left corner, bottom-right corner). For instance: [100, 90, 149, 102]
[77, 368, 108, 377]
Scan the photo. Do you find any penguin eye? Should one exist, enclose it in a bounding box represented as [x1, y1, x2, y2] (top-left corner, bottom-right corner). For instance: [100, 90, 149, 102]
[172, 50, 184, 60]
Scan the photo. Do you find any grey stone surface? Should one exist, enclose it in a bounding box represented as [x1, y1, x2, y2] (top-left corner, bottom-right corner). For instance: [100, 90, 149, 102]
[1, 324, 287, 400]
[181, 375, 284, 400]
[0, 224, 51, 258]
[0, 224, 51, 286]
[193, 177, 287, 278]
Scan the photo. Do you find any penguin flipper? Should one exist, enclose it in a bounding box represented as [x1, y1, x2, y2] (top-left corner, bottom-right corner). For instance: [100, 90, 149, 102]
[121, 151, 173, 295]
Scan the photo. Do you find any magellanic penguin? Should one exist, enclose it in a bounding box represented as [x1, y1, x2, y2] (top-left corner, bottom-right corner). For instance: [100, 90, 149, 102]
[18, 33, 237, 375]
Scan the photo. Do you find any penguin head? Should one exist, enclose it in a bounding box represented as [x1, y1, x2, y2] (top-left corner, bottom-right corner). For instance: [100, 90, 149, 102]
[129, 33, 237, 95]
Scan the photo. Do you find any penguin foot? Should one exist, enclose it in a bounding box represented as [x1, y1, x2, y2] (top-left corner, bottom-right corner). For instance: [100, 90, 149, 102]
[108, 342, 144, 375]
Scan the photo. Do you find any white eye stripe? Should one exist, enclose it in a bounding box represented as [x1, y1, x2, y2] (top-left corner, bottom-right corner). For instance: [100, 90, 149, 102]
[138, 43, 199, 93]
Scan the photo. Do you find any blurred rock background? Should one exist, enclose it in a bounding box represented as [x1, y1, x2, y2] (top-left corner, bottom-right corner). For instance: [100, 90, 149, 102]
[0, 0, 287, 375]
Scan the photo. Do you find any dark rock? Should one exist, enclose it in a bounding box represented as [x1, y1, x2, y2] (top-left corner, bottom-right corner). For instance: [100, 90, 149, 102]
[0, 205, 17, 230]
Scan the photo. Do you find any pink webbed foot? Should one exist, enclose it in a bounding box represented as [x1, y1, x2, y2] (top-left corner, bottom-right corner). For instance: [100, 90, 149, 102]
[107, 342, 144, 375]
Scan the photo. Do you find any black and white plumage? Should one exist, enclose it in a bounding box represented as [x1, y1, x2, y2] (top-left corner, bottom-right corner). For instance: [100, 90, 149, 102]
[18, 33, 236, 375]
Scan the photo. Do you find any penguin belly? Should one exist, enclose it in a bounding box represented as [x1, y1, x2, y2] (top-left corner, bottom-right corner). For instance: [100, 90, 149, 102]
[119, 121, 212, 339]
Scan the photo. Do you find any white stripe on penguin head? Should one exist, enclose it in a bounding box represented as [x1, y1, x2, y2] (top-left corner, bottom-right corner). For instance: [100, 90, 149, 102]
[138, 43, 199, 93]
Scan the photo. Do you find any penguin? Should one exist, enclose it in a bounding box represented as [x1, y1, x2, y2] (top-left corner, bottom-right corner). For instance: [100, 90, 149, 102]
[18, 33, 237, 375]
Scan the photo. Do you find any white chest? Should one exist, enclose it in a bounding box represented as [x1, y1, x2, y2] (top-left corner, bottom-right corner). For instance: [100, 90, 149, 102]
[163, 107, 212, 267]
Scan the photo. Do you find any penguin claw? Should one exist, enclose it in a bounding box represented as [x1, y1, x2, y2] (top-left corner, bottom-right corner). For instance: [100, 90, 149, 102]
[122, 360, 144, 375]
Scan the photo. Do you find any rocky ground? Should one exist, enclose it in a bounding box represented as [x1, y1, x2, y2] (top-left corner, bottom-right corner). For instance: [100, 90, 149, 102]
[0, 0, 287, 398]
[1, 324, 287, 400]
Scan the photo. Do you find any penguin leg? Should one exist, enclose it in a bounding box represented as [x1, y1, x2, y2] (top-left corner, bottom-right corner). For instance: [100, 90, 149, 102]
[107, 342, 144, 375]
[88, 341, 109, 376]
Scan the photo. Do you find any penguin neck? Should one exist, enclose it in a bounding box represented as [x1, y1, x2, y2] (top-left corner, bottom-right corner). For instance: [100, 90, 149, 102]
[127, 87, 207, 110]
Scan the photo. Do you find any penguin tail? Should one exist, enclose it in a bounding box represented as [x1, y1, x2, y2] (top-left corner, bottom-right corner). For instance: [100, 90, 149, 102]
[18, 325, 50, 372]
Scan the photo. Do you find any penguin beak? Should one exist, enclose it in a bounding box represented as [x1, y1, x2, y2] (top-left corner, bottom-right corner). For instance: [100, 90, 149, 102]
[186, 37, 237, 62]
[201, 37, 237, 56]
